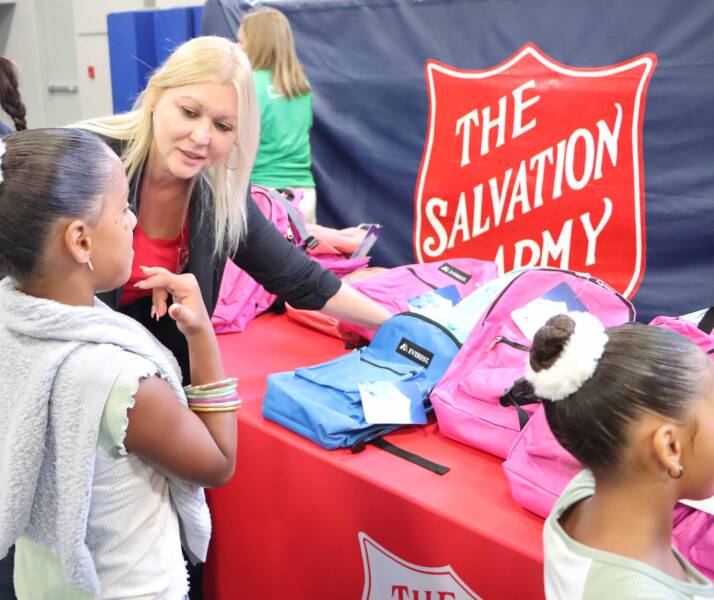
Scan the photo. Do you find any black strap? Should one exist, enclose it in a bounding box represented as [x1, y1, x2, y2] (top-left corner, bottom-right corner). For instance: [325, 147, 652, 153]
[699, 307, 714, 334]
[510, 400, 531, 430]
[499, 377, 539, 430]
[370, 437, 450, 475]
[267, 188, 319, 249]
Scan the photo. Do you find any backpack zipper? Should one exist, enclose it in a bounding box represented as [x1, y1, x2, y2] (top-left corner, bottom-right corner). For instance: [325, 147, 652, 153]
[406, 267, 439, 290]
[360, 356, 417, 376]
[399, 311, 463, 348]
[488, 336, 530, 351]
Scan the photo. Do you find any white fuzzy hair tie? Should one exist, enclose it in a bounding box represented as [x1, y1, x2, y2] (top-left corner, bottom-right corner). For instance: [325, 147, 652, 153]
[525, 311, 608, 401]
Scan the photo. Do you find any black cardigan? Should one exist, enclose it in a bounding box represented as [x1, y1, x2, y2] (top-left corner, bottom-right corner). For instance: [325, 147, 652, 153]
[98, 137, 341, 380]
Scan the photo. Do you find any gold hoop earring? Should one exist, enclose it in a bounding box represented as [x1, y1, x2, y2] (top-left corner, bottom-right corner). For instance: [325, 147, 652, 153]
[668, 464, 684, 479]
[87, 258, 94, 272]
[222, 144, 239, 171]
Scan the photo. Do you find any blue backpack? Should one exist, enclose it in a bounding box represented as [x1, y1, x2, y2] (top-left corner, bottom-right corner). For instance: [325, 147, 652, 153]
[262, 312, 462, 471]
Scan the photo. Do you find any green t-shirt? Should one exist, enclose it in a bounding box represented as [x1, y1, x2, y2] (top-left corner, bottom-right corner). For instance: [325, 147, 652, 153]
[251, 69, 315, 188]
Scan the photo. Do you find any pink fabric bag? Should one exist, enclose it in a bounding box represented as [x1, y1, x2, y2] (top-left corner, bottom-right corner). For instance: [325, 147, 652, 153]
[339, 259, 500, 341]
[649, 311, 714, 354]
[672, 506, 714, 581]
[212, 186, 373, 334]
[430, 268, 635, 459]
[211, 186, 298, 333]
[502, 404, 581, 517]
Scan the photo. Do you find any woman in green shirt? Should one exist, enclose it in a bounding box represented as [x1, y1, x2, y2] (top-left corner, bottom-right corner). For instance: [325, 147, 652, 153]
[238, 8, 317, 222]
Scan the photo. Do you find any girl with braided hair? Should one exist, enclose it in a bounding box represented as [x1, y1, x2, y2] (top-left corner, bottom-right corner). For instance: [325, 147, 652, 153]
[0, 57, 26, 134]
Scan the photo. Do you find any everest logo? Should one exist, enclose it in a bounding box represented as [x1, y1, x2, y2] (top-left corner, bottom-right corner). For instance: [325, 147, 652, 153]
[414, 43, 656, 297]
[360, 532, 481, 600]
[396, 338, 433, 367]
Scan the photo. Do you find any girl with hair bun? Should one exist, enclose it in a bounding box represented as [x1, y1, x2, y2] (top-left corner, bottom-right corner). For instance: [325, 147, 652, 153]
[528, 313, 714, 599]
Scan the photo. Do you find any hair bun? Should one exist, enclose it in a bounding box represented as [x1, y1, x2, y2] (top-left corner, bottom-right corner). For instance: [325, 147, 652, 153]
[525, 312, 608, 402]
[529, 314, 576, 372]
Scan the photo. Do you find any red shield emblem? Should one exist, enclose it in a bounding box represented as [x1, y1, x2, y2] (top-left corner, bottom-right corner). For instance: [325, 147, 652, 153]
[359, 532, 481, 600]
[414, 44, 656, 297]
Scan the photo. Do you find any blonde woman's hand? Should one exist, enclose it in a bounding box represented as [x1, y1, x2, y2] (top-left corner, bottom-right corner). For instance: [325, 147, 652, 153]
[134, 266, 212, 337]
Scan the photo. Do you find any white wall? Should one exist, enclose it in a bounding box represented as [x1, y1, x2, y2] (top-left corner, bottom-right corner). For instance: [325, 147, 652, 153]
[73, 0, 145, 120]
[0, 0, 201, 128]
[0, 0, 49, 128]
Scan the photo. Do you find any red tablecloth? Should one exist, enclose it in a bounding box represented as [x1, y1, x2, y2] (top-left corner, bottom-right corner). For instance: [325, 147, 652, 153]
[205, 313, 545, 599]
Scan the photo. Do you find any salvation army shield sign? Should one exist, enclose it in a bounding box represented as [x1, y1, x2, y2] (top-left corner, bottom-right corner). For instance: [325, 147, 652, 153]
[414, 44, 656, 297]
[360, 532, 481, 600]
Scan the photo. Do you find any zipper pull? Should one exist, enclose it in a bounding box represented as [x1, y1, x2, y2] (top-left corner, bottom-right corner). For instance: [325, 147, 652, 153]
[488, 336, 503, 351]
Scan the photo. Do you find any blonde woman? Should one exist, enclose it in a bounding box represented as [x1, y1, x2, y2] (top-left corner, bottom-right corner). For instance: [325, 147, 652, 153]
[238, 8, 318, 222]
[79, 36, 390, 379]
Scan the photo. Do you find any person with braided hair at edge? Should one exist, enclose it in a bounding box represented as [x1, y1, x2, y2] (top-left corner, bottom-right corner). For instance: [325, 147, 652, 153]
[526, 313, 714, 599]
[0, 128, 238, 598]
[0, 57, 26, 134]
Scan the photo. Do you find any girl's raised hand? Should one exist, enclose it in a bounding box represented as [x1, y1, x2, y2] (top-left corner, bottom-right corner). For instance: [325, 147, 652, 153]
[134, 266, 211, 337]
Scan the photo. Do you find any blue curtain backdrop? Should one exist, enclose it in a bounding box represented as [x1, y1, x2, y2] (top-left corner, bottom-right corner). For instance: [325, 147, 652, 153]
[201, 0, 714, 321]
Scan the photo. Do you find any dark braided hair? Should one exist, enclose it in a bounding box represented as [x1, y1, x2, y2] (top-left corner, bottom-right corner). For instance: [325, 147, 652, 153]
[0, 57, 26, 131]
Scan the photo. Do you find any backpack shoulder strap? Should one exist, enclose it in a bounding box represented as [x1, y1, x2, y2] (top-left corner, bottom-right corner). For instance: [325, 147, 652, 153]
[350, 426, 450, 475]
[267, 188, 319, 250]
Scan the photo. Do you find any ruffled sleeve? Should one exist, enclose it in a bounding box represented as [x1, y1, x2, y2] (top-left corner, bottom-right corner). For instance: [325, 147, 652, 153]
[97, 354, 158, 458]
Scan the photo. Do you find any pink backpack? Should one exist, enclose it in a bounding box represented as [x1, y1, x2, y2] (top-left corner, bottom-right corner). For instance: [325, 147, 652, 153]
[430, 268, 635, 458]
[650, 309, 714, 354]
[503, 404, 581, 517]
[211, 186, 369, 334]
[339, 259, 500, 341]
[673, 506, 714, 581]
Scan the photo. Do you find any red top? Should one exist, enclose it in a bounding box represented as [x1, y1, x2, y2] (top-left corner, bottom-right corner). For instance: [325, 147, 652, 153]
[120, 220, 190, 307]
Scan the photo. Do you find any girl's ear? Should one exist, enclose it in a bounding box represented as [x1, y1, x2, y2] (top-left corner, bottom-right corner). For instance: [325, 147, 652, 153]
[63, 219, 92, 267]
[652, 422, 684, 477]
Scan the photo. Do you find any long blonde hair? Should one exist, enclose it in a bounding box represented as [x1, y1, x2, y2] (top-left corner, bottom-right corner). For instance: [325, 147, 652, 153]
[78, 36, 260, 258]
[239, 8, 310, 99]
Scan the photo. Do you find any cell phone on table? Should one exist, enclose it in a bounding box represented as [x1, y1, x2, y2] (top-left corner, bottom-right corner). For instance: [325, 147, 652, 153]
[350, 223, 382, 258]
